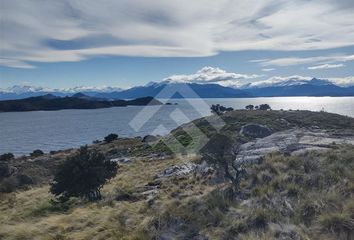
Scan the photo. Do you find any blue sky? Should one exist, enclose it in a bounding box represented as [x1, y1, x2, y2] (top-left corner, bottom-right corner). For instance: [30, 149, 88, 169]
[1, 0, 354, 89]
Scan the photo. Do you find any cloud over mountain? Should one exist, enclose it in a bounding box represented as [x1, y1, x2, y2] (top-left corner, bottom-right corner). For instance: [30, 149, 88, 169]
[1, 0, 354, 68]
[162, 67, 261, 87]
[328, 76, 354, 87]
[244, 75, 354, 88]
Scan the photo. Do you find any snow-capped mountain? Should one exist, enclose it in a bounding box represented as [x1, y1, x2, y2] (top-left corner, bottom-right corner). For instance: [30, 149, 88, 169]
[242, 77, 354, 97]
[0, 85, 122, 100]
[1, 77, 354, 100]
[95, 82, 251, 99]
[241, 77, 333, 89]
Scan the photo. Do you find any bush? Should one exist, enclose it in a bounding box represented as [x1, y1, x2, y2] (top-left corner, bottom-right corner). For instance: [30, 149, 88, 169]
[258, 104, 271, 111]
[104, 133, 118, 143]
[18, 174, 34, 185]
[210, 104, 234, 115]
[247, 208, 276, 229]
[0, 153, 14, 162]
[0, 162, 10, 179]
[50, 146, 118, 201]
[30, 149, 44, 157]
[319, 212, 354, 239]
[0, 177, 18, 192]
[245, 105, 254, 110]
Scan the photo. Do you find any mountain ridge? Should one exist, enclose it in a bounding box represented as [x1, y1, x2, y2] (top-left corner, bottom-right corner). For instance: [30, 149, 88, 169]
[1, 77, 354, 100]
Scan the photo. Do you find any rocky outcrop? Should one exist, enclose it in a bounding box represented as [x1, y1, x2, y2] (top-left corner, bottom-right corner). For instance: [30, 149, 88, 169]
[240, 124, 272, 138]
[236, 128, 354, 164]
[155, 163, 197, 179]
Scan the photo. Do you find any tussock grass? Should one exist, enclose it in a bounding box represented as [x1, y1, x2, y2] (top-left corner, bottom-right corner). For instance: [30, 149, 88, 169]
[0, 136, 353, 239]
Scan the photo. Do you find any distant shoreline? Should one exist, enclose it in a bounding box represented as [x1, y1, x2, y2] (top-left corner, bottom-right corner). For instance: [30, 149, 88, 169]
[0, 94, 162, 113]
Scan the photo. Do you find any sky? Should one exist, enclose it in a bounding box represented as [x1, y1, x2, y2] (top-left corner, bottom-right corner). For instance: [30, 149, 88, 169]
[1, 0, 354, 89]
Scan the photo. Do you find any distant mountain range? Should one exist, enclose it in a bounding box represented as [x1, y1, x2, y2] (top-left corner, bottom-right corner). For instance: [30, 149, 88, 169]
[0, 94, 161, 112]
[242, 78, 354, 97]
[0, 86, 122, 100]
[1, 78, 353, 100]
[95, 82, 252, 99]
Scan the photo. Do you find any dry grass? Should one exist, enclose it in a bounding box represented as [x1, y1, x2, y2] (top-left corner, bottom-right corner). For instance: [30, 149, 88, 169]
[1, 141, 353, 239]
[0, 155, 189, 240]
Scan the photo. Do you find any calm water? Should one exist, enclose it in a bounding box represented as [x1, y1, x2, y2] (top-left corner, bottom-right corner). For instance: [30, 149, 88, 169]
[0, 97, 353, 155]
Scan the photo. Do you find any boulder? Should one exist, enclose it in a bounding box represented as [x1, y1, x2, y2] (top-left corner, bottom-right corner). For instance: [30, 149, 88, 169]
[240, 124, 272, 138]
[155, 163, 196, 179]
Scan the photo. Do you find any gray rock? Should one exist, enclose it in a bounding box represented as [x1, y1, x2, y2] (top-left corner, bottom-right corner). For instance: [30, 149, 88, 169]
[110, 157, 131, 163]
[195, 161, 213, 175]
[240, 124, 272, 138]
[155, 163, 197, 179]
[235, 128, 354, 165]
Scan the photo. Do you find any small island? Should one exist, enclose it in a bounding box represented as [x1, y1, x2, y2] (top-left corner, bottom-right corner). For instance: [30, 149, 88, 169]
[0, 93, 162, 112]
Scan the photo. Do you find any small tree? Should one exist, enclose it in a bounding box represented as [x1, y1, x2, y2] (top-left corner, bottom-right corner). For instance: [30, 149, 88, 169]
[104, 133, 118, 143]
[245, 105, 254, 110]
[0, 162, 10, 179]
[0, 153, 14, 162]
[258, 104, 271, 111]
[50, 146, 118, 201]
[30, 149, 44, 157]
[201, 134, 246, 195]
[211, 104, 234, 115]
[211, 104, 222, 115]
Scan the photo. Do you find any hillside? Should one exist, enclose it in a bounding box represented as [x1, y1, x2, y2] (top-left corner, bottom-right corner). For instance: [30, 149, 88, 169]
[1, 110, 354, 240]
[0, 95, 162, 112]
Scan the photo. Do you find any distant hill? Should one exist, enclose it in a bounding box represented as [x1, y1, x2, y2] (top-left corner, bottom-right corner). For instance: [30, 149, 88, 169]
[0, 94, 161, 112]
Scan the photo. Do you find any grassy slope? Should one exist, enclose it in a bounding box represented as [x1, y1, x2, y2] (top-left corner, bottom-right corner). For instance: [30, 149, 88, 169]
[1, 110, 354, 240]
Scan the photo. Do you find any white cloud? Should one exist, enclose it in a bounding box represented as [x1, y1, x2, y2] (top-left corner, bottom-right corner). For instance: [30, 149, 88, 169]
[245, 75, 312, 88]
[262, 68, 275, 72]
[245, 75, 354, 88]
[328, 76, 354, 87]
[163, 67, 261, 87]
[254, 54, 354, 67]
[1, 0, 354, 68]
[0, 59, 35, 69]
[308, 63, 345, 70]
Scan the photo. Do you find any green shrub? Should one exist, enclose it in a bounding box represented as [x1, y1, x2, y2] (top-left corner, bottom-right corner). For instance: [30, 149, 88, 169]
[0, 153, 14, 162]
[50, 146, 118, 201]
[318, 212, 354, 239]
[104, 133, 118, 143]
[0, 177, 18, 192]
[30, 149, 44, 157]
[297, 199, 321, 226]
[0, 162, 10, 179]
[286, 183, 300, 197]
[247, 208, 276, 229]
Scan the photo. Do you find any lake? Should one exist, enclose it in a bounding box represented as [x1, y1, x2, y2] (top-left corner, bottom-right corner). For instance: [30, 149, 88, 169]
[0, 97, 353, 155]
